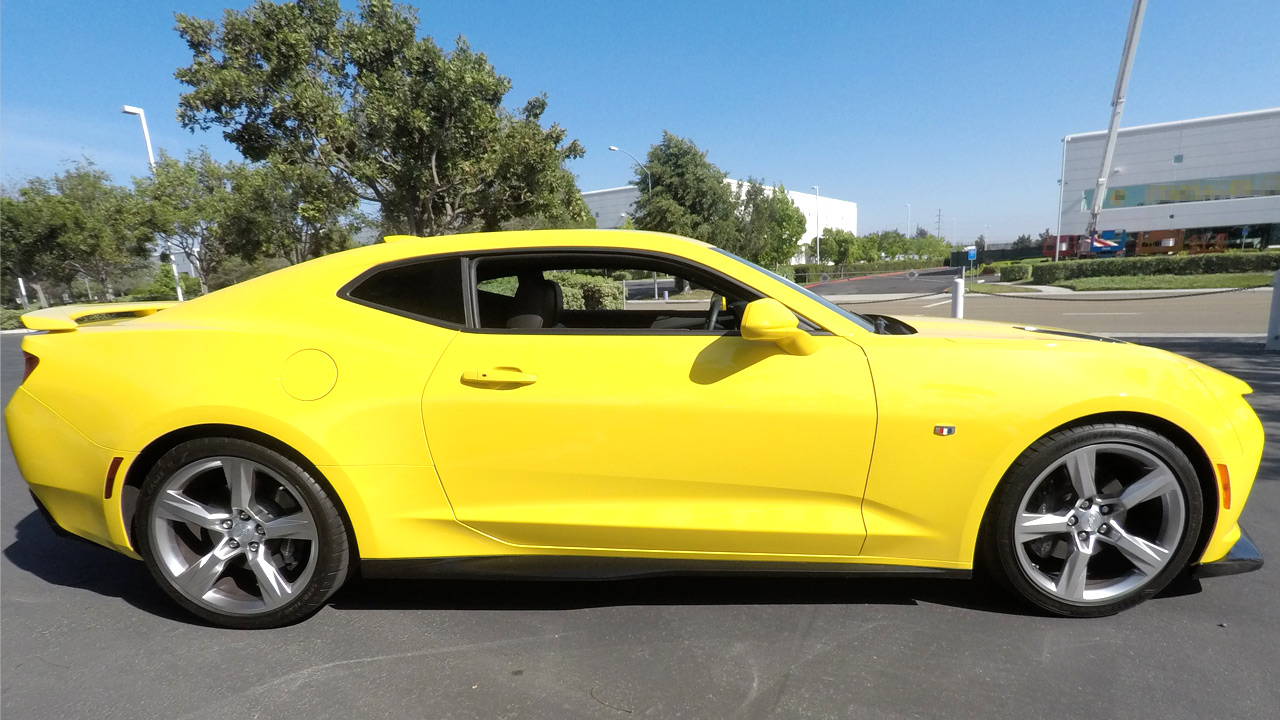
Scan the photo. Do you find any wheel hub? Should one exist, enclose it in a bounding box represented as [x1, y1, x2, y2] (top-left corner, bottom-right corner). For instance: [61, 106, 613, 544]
[228, 517, 258, 546]
[1074, 504, 1104, 533]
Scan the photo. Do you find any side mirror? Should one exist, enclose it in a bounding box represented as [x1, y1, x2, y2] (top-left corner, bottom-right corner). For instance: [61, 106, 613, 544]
[739, 299, 819, 356]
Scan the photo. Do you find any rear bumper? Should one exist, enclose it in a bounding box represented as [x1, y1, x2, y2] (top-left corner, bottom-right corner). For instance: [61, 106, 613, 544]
[5, 387, 134, 554]
[1193, 527, 1262, 579]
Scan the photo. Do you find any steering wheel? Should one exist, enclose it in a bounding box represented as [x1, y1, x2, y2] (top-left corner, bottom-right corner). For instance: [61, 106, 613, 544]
[705, 293, 722, 330]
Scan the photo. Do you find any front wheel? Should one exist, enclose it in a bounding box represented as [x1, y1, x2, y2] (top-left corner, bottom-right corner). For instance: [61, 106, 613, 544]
[982, 423, 1204, 617]
[135, 438, 350, 628]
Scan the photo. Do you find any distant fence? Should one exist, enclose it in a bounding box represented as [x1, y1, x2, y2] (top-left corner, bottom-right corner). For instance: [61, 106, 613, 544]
[948, 247, 1044, 267]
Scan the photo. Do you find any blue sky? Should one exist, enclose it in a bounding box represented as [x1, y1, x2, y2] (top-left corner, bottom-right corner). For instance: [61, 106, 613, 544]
[3, 0, 1278, 244]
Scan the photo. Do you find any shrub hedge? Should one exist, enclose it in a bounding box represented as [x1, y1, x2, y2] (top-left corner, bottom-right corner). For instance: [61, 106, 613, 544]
[999, 264, 1031, 282]
[1, 308, 22, 330]
[548, 272, 624, 310]
[1030, 252, 1280, 285]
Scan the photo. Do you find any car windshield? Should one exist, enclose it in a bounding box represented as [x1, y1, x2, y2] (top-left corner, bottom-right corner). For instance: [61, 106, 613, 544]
[710, 247, 875, 332]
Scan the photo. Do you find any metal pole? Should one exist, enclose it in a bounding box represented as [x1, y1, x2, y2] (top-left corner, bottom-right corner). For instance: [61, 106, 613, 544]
[1266, 270, 1280, 351]
[123, 105, 184, 302]
[17, 277, 29, 310]
[1056, 137, 1067, 261]
[609, 146, 651, 194]
[905, 204, 911, 236]
[951, 276, 965, 319]
[812, 186, 821, 263]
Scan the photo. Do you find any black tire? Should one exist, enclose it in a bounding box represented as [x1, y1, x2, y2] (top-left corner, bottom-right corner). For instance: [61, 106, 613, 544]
[980, 423, 1203, 617]
[134, 437, 350, 629]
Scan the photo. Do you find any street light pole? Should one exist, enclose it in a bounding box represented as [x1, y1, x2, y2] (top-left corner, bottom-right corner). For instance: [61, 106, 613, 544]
[1055, 137, 1067, 262]
[904, 204, 912, 237]
[812, 185, 821, 263]
[122, 104, 183, 302]
[608, 146, 652, 194]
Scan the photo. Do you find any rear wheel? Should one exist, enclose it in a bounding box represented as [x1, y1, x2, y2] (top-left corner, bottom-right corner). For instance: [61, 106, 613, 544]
[135, 438, 349, 628]
[983, 424, 1203, 617]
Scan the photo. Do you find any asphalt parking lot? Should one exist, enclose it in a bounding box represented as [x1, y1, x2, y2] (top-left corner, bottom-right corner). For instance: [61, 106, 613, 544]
[1, 333, 1276, 720]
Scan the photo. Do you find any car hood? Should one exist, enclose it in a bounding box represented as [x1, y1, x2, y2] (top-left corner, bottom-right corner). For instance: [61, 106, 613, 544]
[877, 315, 1253, 395]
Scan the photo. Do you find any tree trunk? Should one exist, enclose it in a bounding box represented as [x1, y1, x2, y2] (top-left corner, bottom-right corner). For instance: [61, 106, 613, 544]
[32, 283, 48, 308]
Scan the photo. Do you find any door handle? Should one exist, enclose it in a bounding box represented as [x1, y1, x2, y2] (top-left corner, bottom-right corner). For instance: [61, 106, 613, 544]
[461, 368, 538, 386]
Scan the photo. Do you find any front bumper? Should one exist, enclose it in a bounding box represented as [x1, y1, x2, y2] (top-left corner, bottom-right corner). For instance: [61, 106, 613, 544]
[1192, 527, 1263, 579]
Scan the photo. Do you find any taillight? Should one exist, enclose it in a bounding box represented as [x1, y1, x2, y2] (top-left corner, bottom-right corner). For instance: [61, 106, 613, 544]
[22, 352, 38, 383]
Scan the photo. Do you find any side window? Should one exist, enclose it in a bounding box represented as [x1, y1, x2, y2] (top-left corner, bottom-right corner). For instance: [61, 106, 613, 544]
[346, 257, 466, 326]
[473, 253, 760, 333]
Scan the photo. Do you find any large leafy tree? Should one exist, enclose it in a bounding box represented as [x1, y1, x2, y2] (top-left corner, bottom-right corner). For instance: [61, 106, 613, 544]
[174, 0, 586, 236]
[733, 178, 807, 267]
[220, 162, 359, 265]
[631, 131, 738, 247]
[631, 132, 807, 266]
[135, 149, 240, 294]
[2, 163, 151, 304]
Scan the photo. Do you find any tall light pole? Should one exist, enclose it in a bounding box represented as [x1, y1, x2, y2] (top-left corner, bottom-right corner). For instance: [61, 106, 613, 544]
[904, 204, 912, 237]
[608, 146, 652, 194]
[1055, 137, 1067, 261]
[812, 185, 821, 263]
[122, 105, 183, 302]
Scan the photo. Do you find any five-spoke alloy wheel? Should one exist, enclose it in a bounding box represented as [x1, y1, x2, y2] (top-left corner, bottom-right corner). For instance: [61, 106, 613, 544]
[136, 438, 350, 628]
[984, 424, 1203, 617]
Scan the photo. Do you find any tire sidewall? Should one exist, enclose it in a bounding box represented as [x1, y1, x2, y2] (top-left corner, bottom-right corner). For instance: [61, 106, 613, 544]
[134, 437, 349, 629]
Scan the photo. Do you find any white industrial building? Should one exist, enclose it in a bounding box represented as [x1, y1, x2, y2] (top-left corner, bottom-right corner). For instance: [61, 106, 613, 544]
[1058, 107, 1280, 248]
[581, 183, 857, 263]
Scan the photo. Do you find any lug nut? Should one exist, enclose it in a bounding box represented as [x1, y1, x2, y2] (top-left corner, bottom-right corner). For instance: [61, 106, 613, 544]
[1077, 532, 1088, 541]
[228, 539, 240, 549]
[256, 525, 266, 535]
[1099, 525, 1109, 535]
[1100, 506, 1111, 515]
[239, 511, 251, 521]
[248, 542, 259, 552]
[221, 519, 233, 530]
[1067, 516, 1078, 527]
[1080, 500, 1092, 510]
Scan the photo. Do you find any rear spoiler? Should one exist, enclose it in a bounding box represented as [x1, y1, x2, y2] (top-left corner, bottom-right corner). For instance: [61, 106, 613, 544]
[20, 302, 179, 332]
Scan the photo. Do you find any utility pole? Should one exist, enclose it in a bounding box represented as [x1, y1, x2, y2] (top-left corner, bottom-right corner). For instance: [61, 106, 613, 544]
[936, 209, 943, 239]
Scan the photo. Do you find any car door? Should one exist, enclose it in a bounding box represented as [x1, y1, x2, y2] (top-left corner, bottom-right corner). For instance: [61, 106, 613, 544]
[420, 250, 878, 558]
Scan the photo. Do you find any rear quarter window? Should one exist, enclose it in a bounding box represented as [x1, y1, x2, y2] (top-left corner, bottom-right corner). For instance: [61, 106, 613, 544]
[344, 257, 466, 326]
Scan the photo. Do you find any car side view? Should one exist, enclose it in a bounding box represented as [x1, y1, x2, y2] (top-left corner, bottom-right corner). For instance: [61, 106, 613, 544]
[5, 229, 1264, 628]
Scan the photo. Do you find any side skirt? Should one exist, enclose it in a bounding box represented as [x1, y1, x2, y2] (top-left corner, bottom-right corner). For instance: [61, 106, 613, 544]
[361, 555, 972, 581]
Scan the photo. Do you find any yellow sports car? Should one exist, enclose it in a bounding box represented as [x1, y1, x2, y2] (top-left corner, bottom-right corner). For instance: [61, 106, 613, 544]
[5, 230, 1264, 628]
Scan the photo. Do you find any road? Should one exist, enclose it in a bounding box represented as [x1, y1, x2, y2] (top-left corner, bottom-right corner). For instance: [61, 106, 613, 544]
[808, 267, 959, 296]
[838, 287, 1275, 335]
[1, 334, 1277, 720]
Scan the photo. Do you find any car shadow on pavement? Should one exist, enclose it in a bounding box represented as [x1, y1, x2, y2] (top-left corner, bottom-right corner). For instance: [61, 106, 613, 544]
[330, 572, 1203, 617]
[330, 574, 1028, 615]
[3, 511, 191, 623]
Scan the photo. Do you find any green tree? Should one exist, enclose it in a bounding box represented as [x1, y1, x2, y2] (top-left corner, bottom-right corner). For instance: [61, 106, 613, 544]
[733, 179, 807, 266]
[1, 194, 63, 306]
[221, 162, 359, 265]
[136, 149, 242, 294]
[2, 163, 151, 304]
[1012, 233, 1036, 249]
[975, 235, 987, 251]
[175, 0, 586, 236]
[632, 131, 738, 247]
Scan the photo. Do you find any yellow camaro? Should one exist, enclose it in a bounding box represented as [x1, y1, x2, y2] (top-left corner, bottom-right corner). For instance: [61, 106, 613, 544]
[5, 229, 1264, 628]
